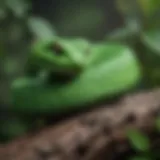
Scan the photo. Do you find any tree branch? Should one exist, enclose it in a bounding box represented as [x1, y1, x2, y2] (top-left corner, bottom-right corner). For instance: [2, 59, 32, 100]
[0, 88, 160, 160]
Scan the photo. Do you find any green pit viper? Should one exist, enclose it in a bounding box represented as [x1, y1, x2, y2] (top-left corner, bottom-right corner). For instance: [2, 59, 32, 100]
[11, 37, 141, 114]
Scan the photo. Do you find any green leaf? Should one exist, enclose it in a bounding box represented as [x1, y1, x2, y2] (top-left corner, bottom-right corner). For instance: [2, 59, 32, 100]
[28, 17, 56, 41]
[106, 23, 140, 43]
[130, 156, 152, 160]
[6, 0, 30, 17]
[126, 128, 150, 152]
[116, 0, 138, 15]
[138, 0, 160, 16]
[0, 2, 7, 20]
[107, 27, 132, 41]
[0, 118, 29, 139]
[155, 117, 160, 132]
[142, 30, 160, 55]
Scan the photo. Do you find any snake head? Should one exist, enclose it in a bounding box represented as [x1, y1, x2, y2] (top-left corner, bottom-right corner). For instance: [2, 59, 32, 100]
[30, 38, 91, 73]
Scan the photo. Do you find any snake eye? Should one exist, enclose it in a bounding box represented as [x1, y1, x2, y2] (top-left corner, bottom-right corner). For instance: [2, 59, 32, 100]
[49, 42, 64, 56]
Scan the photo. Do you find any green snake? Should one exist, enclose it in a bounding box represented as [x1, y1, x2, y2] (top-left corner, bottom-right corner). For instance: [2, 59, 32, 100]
[11, 37, 141, 114]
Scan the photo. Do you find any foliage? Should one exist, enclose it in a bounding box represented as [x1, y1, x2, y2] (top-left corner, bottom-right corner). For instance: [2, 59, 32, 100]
[127, 128, 150, 152]
[127, 118, 160, 160]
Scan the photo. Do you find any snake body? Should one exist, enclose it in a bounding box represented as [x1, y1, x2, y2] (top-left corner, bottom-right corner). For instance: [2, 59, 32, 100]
[12, 39, 141, 114]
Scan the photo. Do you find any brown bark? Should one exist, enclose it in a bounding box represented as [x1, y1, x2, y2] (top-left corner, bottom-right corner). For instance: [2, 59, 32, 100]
[0, 88, 160, 160]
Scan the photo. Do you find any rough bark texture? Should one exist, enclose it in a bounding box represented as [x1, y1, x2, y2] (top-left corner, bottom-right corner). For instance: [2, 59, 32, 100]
[0, 88, 160, 160]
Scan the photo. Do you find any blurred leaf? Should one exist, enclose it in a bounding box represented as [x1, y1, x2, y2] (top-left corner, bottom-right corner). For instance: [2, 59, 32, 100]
[116, 0, 137, 14]
[0, 2, 7, 20]
[56, 5, 105, 39]
[142, 30, 160, 55]
[28, 17, 56, 41]
[106, 22, 140, 43]
[107, 27, 132, 41]
[0, 117, 29, 140]
[126, 128, 150, 152]
[6, 0, 30, 18]
[116, 0, 142, 32]
[138, 0, 160, 16]
[155, 117, 160, 132]
[116, 0, 141, 18]
[130, 156, 152, 160]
